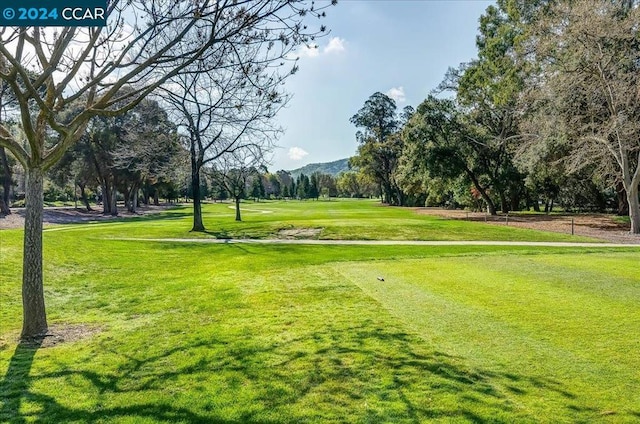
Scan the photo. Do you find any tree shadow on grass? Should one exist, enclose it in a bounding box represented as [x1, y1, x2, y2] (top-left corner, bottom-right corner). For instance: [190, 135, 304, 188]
[203, 230, 233, 239]
[0, 338, 265, 423]
[31, 205, 193, 227]
[0, 340, 41, 424]
[0, 322, 631, 423]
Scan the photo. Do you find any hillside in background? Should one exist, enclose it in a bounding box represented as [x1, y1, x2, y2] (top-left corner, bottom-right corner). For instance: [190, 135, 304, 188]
[288, 158, 350, 178]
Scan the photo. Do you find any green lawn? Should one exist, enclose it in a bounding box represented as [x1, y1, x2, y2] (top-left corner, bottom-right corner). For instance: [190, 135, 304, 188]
[1, 200, 639, 423]
[60, 199, 599, 242]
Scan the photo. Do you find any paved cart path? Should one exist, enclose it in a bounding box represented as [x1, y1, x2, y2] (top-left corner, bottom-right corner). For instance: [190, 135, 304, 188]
[111, 238, 640, 247]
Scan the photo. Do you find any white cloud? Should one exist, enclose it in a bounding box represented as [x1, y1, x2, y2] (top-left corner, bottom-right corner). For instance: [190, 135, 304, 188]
[288, 147, 309, 160]
[323, 37, 346, 54]
[294, 37, 345, 60]
[297, 44, 320, 58]
[386, 86, 406, 103]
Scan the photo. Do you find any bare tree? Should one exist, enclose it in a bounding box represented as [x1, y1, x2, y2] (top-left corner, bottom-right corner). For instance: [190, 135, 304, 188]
[210, 146, 266, 222]
[527, 0, 640, 233]
[160, 50, 286, 231]
[0, 0, 331, 340]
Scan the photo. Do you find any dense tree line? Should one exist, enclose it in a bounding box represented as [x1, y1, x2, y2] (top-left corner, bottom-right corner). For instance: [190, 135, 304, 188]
[350, 0, 640, 234]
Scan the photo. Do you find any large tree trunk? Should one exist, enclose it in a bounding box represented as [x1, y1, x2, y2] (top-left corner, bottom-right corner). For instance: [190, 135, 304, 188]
[627, 183, 639, 234]
[101, 182, 111, 214]
[21, 167, 48, 339]
[123, 183, 131, 213]
[128, 182, 138, 213]
[143, 185, 150, 205]
[616, 182, 629, 216]
[79, 184, 92, 211]
[129, 190, 137, 213]
[467, 170, 497, 215]
[382, 180, 393, 205]
[510, 192, 520, 212]
[499, 191, 509, 214]
[235, 196, 242, 221]
[191, 155, 205, 231]
[110, 182, 118, 216]
[0, 196, 9, 215]
[1, 147, 12, 214]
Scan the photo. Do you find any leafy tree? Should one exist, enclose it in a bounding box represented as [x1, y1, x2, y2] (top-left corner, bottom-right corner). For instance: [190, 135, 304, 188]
[350, 92, 407, 205]
[336, 170, 377, 198]
[402, 96, 502, 214]
[309, 173, 320, 200]
[296, 173, 310, 199]
[251, 176, 265, 201]
[264, 173, 281, 198]
[315, 172, 337, 197]
[337, 171, 361, 198]
[287, 180, 296, 199]
[112, 99, 183, 213]
[438, 1, 535, 213]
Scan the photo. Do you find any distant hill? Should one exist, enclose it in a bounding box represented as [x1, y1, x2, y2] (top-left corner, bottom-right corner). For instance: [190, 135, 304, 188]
[288, 158, 350, 178]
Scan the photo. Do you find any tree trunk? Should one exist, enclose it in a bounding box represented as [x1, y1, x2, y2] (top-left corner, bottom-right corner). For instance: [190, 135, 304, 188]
[627, 184, 640, 234]
[235, 197, 242, 221]
[467, 171, 497, 215]
[396, 186, 406, 207]
[510, 192, 520, 212]
[79, 184, 92, 211]
[129, 185, 138, 213]
[616, 182, 629, 216]
[143, 186, 150, 205]
[191, 156, 205, 231]
[532, 195, 540, 212]
[382, 181, 393, 205]
[0, 196, 9, 215]
[110, 182, 118, 216]
[499, 191, 509, 214]
[123, 184, 131, 213]
[21, 167, 48, 339]
[153, 190, 159, 206]
[101, 182, 111, 214]
[1, 147, 12, 214]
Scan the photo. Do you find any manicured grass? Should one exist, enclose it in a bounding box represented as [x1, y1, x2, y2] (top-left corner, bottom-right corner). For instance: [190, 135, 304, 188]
[1, 200, 639, 423]
[55, 199, 600, 242]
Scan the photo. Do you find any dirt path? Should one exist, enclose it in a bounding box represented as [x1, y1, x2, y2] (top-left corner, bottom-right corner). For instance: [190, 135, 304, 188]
[416, 208, 640, 244]
[0, 205, 173, 230]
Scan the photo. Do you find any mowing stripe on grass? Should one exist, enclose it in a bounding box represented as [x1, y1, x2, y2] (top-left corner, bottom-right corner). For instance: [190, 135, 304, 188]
[332, 255, 640, 421]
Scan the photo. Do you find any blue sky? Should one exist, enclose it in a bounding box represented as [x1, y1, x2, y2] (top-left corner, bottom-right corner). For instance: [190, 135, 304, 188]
[271, 0, 494, 172]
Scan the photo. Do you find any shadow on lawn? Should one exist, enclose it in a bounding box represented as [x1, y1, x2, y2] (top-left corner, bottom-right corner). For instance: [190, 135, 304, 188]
[0, 339, 240, 423]
[0, 340, 42, 424]
[1, 324, 637, 423]
[32, 205, 193, 227]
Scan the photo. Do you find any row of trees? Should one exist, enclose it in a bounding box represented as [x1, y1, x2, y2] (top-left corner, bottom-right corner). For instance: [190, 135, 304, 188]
[351, 0, 640, 234]
[3, 156, 377, 212]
